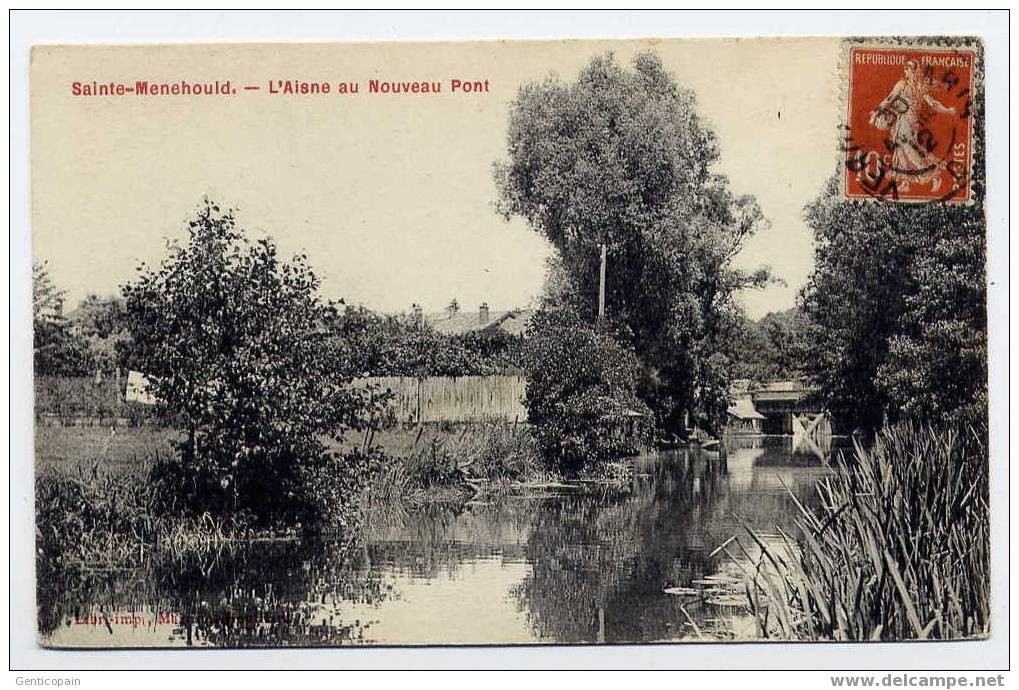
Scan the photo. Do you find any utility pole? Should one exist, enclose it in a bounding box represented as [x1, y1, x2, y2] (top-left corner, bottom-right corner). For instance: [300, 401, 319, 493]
[598, 243, 607, 321]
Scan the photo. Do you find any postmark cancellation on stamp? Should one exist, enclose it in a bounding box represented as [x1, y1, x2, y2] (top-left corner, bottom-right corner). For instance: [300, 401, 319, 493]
[843, 42, 977, 203]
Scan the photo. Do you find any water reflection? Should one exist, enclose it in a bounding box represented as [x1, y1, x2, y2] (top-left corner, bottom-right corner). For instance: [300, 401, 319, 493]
[39, 436, 848, 647]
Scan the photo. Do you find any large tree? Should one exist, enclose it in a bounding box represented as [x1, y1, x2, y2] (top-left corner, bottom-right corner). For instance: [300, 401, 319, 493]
[494, 51, 769, 432]
[728, 307, 811, 385]
[33, 262, 92, 376]
[799, 176, 986, 432]
[122, 200, 381, 527]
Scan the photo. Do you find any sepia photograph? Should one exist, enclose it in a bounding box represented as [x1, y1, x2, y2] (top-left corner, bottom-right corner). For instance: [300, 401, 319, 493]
[14, 12, 1005, 671]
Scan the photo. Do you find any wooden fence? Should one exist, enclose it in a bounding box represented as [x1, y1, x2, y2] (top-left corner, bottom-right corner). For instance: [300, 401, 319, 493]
[354, 375, 528, 424]
[37, 375, 528, 426]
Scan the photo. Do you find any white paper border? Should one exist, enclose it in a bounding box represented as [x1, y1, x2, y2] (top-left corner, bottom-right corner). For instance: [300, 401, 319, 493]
[7, 9, 1010, 671]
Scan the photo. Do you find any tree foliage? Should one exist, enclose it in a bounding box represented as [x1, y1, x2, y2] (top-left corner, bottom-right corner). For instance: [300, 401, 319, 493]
[121, 200, 384, 528]
[879, 225, 987, 422]
[71, 294, 132, 372]
[33, 262, 92, 376]
[325, 304, 522, 377]
[799, 176, 986, 431]
[729, 308, 811, 385]
[494, 51, 770, 433]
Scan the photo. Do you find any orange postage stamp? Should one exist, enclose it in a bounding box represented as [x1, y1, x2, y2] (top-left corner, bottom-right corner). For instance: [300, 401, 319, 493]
[844, 44, 976, 202]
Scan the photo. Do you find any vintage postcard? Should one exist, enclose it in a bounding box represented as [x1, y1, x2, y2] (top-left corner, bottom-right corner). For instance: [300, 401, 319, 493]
[31, 36, 988, 649]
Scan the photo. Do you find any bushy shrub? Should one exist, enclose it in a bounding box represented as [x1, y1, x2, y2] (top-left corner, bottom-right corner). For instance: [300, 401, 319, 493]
[521, 309, 652, 474]
[295, 446, 390, 533]
[122, 200, 388, 529]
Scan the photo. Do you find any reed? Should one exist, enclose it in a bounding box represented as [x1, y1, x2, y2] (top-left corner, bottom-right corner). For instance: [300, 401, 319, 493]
[447, 421, 544, 481]
[35, 462, 158, 572]
[35, 459, 288, 574]
[736, 422, 989, 641]
[357, 422, 545, 534]
[367, 421, 543, 486]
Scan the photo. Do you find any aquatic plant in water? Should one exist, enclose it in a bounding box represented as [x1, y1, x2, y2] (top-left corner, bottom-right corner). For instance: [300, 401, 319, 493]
[735, 422, 989, 641]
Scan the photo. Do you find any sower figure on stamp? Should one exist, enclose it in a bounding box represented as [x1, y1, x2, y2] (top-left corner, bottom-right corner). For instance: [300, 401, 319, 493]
[869, 59, 957, 192]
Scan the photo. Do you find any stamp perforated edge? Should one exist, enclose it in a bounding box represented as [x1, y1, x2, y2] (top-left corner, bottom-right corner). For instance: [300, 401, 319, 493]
[837, 36, 984, 206]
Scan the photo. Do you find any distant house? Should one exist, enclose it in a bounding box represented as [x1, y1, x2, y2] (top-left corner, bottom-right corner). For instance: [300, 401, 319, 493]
[725, 396, 766, 435]
[427, 303, 533, 337]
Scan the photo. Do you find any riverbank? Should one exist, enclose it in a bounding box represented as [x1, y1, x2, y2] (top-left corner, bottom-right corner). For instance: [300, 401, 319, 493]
[34, 420, 637, 577]
[36, 421, 550, 480]
[36, 436, 810, 646]
[350, 422, 636, 503]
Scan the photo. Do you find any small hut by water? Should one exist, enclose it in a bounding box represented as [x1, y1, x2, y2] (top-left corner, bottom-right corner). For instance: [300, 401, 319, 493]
[725, 397, 765, 435]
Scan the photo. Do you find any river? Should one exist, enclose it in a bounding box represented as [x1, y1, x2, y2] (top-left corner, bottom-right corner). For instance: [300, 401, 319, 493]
[39, 435, 850, 647]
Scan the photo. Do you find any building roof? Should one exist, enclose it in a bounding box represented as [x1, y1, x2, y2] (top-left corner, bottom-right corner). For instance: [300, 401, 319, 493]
[727, 397, 766, 420]
[753, 379, 811, 403]
[760, 380, 807, 393]
[492, 310, 532, 336]
[427, 309, 533, 336]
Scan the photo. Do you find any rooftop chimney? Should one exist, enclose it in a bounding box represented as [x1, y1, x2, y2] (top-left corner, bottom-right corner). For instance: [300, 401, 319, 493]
[479, 302, 490, 326]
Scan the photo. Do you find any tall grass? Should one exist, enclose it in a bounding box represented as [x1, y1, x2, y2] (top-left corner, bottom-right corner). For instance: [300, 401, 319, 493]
[35, 460, 282, 578]
[370, 422, 542, 486]
[36, 463, 158, 571]
[737, 422, 989, 641]
[446, 421, 543, 481]
[358, 422, 545, 526]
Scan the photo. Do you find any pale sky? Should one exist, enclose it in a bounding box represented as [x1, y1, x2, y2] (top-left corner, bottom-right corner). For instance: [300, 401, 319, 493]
[32, 38, 841, 319]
